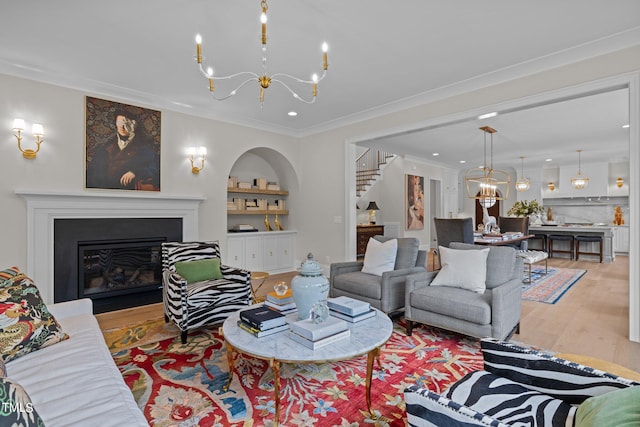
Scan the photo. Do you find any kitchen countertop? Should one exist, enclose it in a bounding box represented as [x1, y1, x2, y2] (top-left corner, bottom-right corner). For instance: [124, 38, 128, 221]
[529, 225, 614, 232]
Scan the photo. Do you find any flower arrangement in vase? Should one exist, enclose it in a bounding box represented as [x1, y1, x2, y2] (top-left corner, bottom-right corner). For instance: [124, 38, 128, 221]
[507, 199, 544, 224]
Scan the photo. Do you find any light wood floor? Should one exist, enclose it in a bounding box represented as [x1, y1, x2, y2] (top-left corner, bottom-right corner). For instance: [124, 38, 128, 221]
[96, 253, 640, 372]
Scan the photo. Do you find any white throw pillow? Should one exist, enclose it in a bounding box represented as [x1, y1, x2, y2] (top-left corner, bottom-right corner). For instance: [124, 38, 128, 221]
[431, 246, 489, 293]
[361, 238, 398, 276]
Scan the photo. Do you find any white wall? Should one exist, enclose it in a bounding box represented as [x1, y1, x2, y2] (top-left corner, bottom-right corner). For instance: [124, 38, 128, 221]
[0, 74, 300, 268]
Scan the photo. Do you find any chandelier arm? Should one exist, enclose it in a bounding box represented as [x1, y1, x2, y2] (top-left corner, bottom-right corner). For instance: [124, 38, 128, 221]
[271, 69, 327, 84]
[197, 64, 259, 81]
[271, 79, 317, 104]
[208, 78, 258, 101]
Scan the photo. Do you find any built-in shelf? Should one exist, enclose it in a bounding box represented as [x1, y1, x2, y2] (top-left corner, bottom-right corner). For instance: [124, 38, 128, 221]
[227, 210, 289, 215]
[227, 188, 289, 196]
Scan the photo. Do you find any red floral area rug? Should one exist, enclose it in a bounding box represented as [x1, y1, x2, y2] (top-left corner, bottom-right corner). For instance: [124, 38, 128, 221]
[112, 320, 483, 426]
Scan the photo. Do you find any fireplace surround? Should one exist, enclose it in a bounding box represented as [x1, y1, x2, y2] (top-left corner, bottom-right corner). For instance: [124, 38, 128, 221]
[17, 191, 203, 309]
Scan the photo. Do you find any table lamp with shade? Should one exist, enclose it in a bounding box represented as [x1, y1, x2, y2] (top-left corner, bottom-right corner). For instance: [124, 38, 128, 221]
[366, 201, 380, 224]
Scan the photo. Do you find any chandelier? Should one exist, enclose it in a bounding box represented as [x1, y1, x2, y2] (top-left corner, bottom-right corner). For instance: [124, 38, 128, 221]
[465, 126, 510, 208]
[515, 156, 530, 192]
[194, 0, 329, 106]
[571, 149, 589, 190]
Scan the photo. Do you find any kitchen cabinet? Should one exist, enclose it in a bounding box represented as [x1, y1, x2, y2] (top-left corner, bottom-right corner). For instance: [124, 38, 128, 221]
[227, 231, 297, 273]
[613, 226, 629, 253]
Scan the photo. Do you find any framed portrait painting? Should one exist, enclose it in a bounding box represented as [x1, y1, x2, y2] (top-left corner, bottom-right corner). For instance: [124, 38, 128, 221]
[406, 174, 425, 230]
[85, 97, 161, 191]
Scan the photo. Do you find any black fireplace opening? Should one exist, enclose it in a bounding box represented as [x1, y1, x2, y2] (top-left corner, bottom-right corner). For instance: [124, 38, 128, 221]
[79, 239, 164, 300]
[54, 217, 182, 313]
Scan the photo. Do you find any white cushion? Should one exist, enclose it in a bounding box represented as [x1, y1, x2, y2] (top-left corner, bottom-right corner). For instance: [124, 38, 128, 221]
[361, 238, 398, 276]
[431, 246, 489, 293]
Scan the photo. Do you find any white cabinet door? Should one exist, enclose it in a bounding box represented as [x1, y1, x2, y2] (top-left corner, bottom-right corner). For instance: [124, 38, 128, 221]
[277, 233, 295, 271]
[226, 236, 245, 269]
[262, 235, 279, 271]
[244, 236, 263, 271]
[614, 226, 630, 253]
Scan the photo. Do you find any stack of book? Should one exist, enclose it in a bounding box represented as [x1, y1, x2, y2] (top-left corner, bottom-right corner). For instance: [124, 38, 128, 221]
[238, 306, 288, 337]
[263, 289, 297, 315]
[327, 296, 376, 323]
[289, 316, 350, 349]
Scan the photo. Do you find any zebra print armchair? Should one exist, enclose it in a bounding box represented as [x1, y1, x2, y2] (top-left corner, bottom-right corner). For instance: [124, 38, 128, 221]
[405, 338, 639, 426]
[161, 241, 251, 344]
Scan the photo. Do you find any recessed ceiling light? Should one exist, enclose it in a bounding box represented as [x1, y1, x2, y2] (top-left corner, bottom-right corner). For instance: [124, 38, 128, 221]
[432, 152, 439, 156]
[478, 112, 498, 120]
[545, 158, 553, 162]
[288, 111, 298, 117]
[622, 124, 630, 128]
[459, 160, 466, 164]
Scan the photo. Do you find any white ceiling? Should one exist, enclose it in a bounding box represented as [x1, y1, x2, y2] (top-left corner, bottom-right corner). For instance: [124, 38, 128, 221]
[1, 1, 639, 168]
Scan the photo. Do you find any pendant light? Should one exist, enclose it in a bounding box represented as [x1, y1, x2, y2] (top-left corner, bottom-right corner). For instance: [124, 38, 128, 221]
[515, 156, 530, 192]
[465, 126, 510, 208]
[570, 149, 589, 190]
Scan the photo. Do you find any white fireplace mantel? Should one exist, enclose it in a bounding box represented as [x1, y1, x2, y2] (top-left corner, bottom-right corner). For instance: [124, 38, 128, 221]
[17, 190, 205, 304]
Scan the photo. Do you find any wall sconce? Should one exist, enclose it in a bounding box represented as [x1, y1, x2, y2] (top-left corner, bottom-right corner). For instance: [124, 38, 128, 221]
[547, 181, 556, 191]
[616, 177, 624, 188]
[13, 118, 45, 159]
[187, 146, 207, 174]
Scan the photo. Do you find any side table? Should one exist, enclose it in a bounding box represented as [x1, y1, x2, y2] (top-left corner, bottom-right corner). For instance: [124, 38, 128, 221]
[250, 271, 269, 303]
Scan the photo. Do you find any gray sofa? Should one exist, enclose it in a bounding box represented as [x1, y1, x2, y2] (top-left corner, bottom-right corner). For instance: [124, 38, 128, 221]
[404, 242, 523, 340]
[330, 236, 427, 314]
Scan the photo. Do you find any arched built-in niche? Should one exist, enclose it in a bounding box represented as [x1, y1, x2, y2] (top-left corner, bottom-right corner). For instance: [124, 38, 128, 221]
[227, 147, 299, 232]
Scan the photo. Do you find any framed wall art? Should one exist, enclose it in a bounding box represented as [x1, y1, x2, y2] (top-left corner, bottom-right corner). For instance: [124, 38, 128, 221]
[85, 96, 161, 191]
[406, 174, 425, 230]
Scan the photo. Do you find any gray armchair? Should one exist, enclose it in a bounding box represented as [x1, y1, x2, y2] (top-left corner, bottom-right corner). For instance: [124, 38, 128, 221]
[330, 236, 427, 314]
[405, 242, 523, 340]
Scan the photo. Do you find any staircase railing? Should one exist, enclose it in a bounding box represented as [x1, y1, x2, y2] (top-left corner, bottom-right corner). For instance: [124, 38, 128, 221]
[356, 149, 395, 197]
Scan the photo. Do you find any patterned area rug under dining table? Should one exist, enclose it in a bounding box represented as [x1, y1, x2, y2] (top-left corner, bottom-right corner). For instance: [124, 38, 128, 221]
[522, 267, 587, 304]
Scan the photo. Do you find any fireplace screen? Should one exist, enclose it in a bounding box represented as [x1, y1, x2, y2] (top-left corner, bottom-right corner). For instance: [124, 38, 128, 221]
[79, 239, 163, 298]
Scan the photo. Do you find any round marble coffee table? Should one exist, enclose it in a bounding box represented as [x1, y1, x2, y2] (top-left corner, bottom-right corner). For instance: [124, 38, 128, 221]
[221, 306, 393, 426]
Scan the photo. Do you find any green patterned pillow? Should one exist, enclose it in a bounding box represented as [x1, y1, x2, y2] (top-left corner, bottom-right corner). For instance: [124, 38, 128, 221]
[0, 267, 23, 286]
[0, 377, 45, 426]
[0, 275, 68, 363]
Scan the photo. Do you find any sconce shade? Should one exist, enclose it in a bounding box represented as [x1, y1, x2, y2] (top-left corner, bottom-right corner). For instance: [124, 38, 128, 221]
[12, 118, 25, 131]
[366, 201, 380, 211]
[547, 182, 555, 191]
[31, 123, 44, 136]
[616, 177, 624, 188]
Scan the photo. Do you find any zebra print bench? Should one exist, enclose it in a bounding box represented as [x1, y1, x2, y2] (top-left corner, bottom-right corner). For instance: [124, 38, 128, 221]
[161, 241, 251, 344]
[405, 338, 639, 426]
